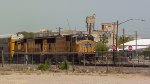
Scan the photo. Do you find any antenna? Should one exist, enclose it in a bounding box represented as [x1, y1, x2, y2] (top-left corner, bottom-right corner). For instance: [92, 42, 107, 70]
[67, 19, 71, 29]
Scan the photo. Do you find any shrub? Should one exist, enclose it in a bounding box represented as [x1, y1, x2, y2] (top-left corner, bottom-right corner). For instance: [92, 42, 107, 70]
[37, 59, 51, 71]
[37, 63, 49, 71]
[59, 60, 69, 70]
[45, 58, 51, 68]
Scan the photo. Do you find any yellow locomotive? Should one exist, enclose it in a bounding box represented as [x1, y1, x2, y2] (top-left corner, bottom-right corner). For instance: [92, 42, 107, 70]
[0, 34, 23, 63]
[0, 34, 96, 64]
[14, 34, 96, 54]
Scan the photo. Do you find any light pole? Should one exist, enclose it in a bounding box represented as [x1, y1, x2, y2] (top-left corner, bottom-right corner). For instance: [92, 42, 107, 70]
[114, 19, 145, 63]
[135, 31, 139, 64]
[115, 19, 145, 51]
[122, 28, 125, 52]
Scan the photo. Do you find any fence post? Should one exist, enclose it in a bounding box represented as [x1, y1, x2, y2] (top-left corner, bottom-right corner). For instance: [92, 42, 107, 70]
[149, 55, 150, 67]
[1, 47, 4, 67]
[94, 52, 96, 67]
[17, 53, 18, 64]
[72, 53, 75, 72]
[84, 53, 85, 66]
[32, 54, 33, 65]
[73, 53, 74, 67]
[25, 54, 28, 65]
[10, 54, 13, 64]
[106, 57, 109, 72]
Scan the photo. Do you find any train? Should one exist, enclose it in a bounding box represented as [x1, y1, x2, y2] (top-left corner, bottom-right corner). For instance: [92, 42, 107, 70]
[0, 34, 96, 64]
[0, 34, 24, 63]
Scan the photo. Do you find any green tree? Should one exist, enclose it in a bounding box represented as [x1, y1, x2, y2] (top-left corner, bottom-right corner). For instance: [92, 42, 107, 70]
[96, 33, 109, 58]
[17, 31, 35, 38]
[96, 42, 109, 60]
[143, 47, 150, 60]
[99, 33, 108, 45]
[96, 33, 109, 51]
[145, 47, 150, 51]
[96, 42, 109, 51]
[118, 36, 134, 45]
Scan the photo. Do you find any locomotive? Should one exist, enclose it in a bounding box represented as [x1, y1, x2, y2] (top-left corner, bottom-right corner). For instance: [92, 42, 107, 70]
[0, 34, 96, 64]
[0, 34, 24, 63]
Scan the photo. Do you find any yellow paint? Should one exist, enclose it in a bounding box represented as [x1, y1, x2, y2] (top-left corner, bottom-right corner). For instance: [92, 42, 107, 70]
[9, 38, 15, 57]
[76, 40, 96, 53]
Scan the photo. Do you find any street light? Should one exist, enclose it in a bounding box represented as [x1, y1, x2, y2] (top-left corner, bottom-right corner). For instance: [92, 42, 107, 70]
[115, 19, 145, 51]
[114, 19, 145, 63]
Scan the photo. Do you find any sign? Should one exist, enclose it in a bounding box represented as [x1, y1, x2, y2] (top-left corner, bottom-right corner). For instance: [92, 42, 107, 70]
[128, 45, 132, 51]
[112, 45, 116, 51]
[82, 43, 92, 47]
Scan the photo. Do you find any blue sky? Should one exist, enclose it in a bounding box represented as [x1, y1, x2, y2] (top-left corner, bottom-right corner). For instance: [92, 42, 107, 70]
[0, 0, 150, 38]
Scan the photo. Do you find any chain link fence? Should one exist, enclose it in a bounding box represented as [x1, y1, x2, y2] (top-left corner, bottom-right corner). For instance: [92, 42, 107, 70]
[0, 50, 150, 67]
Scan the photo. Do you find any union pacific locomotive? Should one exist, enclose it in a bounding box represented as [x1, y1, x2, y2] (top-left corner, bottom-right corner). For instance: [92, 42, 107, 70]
[0, 34, 96, 64]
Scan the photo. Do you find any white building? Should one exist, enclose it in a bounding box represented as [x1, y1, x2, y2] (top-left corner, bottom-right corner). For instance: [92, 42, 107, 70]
[122, 39, 150, 50]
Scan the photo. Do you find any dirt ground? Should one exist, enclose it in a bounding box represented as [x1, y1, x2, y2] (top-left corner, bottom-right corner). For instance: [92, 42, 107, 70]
[0, 65, 150, 84]
[0, 72, 150, 84]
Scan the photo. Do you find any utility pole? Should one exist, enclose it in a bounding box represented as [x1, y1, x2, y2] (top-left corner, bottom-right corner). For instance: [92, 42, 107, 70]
[112, 22, 115, 64]
[122, 28, 125, 58]
[135, 31, 139, 64]
[116, 20, 119, 51]
[113, 22, 115, 45]
[113, 20, 119, 64]
[67, 19, 71, 29]
[56, 27, 62, 36]
[123, 28, 125, 52]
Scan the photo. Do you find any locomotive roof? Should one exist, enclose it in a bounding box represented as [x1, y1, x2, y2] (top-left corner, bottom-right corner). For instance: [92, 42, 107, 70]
[0, 34, 12, 38]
